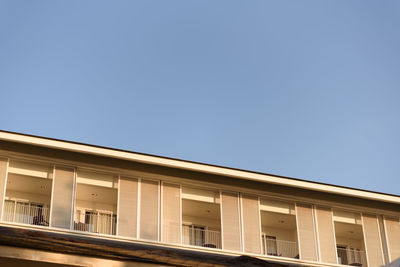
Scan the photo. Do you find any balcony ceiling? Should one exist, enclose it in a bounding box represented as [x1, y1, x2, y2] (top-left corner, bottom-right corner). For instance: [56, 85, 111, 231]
[261, 211, 296, 230]
[334, 221, 363, 238]
[182, 199, 220, 220]
[6, 173, 52, 196]
[75, 183, 117, 205]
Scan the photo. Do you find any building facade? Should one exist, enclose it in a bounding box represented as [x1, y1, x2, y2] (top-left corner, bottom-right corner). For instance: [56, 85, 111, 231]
[0, 130, 399, 267]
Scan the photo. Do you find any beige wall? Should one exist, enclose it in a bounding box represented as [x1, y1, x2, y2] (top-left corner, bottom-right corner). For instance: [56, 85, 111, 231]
[384, 217, 400, 262]
[118, 177, 138, 238]
[315, 206, 337, 264]
[296, 204, 317, 261]
[51, 167, 74, 229]
[362, 214, 384, 267]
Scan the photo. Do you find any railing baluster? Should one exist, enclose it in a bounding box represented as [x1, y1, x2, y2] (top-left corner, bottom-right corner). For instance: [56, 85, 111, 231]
[337, 247, 366, 267]
[181, 225, 222, 249]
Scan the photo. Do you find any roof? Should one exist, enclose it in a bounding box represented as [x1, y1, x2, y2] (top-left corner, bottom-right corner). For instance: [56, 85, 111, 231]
[0, 129, 399, 205]
[0, 225, 297, 267]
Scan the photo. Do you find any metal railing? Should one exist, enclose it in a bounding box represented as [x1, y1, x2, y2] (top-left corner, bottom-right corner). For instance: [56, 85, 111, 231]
[73, 211, 117, 235]
[3, 201, 49, 226]
[337, 247, 367, 267]
[262, 235, 299, 259]
[182, 224, 221, 249]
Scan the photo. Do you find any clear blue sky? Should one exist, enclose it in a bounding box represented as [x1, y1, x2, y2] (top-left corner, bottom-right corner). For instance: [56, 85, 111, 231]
[1, 1, 399, 195]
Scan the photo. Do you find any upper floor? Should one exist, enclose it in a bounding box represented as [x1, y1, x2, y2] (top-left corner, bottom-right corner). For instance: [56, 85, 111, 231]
[0, 130, 399, 267]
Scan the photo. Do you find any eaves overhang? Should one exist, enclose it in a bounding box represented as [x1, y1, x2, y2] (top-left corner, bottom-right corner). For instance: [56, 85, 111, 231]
[0, 130, 399, 205]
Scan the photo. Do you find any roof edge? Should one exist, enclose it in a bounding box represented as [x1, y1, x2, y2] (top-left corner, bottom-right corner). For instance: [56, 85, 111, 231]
[1, 129, 399, 205]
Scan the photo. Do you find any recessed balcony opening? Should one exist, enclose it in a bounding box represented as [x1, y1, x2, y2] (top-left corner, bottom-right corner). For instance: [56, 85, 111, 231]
[334, 211, 367, 267]
[182, 187, 221, 249]
[260, 199, 299, 259]
[3, 161, 52, 227]
[74, 171, 118, 235]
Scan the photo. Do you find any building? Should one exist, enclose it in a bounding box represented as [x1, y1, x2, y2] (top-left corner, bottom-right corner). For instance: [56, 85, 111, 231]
[0, 130, 399, 267]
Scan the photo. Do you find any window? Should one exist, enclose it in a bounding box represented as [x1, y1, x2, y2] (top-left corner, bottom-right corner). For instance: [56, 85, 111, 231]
[260, 199, 298, 258]
[181, 187, 221, 249]
[333, 210, 366, 266]
[3, 160, 53, 227]
[73, 171, 118, 235]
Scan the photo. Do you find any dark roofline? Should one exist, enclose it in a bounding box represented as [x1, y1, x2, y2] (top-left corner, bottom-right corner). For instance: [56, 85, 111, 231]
[0, 225, 296, 267]
[0, 129, 399, 199]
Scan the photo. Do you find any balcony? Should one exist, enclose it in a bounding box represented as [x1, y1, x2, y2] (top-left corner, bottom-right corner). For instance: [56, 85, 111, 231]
[260, 199, 299, 259]
[74, 171, 118, 235]
[262, 235, 298, 258]
[333, 210, 366, 266]
[181, 187, 222, 249]
[3, 160, 53, 227]
[337, 247, 367, 267]
[74, 211, 116, 235]
[3, 200, 49, 226]
[182, 224, 221, 249]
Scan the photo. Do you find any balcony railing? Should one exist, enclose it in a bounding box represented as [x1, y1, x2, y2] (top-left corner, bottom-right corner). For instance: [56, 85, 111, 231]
[262, 235, 299, 259]
[337, 247, 367, 267]
[74, 211, 117, 235]
[3, 201, 49, 227]
[182, 224, 221, 249]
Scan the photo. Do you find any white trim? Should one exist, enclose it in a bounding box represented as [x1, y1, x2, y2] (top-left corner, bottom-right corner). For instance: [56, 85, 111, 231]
[70, 168, 77, 230]
[179, 184, 182, 245]
[158, 180, 161, 242]
[378, 215, 389, 264]
[375, 215, 385, 266]
[331, 208, 339, 264]
[0, 158, 9, 221]
[239, 193, 245, 252]
[295, 204, 302, 260]
[237, 192, 243, 252]
[312, 205, 319, 262]
[160, 180, 164, 242]
[137, 178, 141, 239]
[116, 175, 120, 236]
[360, 213, 370, 267]
[257, 196, 263, 254]
[1, 131, 398, 205]
[219, 191, 224, 250]
[48, 166, 55, 227]
[383, 216, 392, 262]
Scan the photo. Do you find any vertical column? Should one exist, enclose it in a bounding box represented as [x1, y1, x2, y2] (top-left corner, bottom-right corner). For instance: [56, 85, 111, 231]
[315, 206, 337, 263]
[378, 216, 390, 265]
[384, 216, 400, 262]
[221, 192, 241, 251]
[118, 177, 138, 238]
[0, 158, 8, 220]
[50, 167, 75, 229]
[162, 182, 181, 244]
[241, 194, 261, 254]
[362, 214, 384, 267]
[140, 179, 159, 241]
[296, 203, 318, 261]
